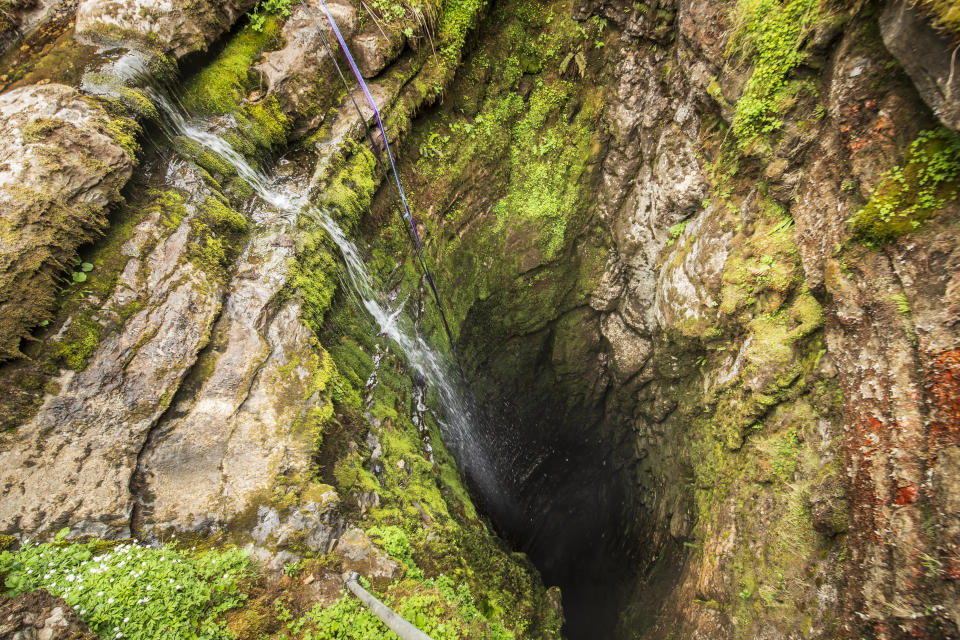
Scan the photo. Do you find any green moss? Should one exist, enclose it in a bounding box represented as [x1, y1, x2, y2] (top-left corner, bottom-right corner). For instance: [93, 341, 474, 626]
[189, 197, 248, 272]
[199, 196, 247, 232]
[20, 118, 62, 143]
[180, 15, 282, 115]
[104, 115, 142, 161]
[493, 81, 602, 257]
[851, 127, 960, 244]
[174, 138, 238, 181]
[54, 313, 102, 371]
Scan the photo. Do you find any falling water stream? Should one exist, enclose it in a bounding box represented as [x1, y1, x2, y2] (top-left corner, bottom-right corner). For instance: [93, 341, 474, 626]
[90, 58, 508, 508]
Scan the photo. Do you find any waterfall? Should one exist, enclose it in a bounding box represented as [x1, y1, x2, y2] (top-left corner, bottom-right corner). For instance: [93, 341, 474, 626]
[84, 56, 505, 505]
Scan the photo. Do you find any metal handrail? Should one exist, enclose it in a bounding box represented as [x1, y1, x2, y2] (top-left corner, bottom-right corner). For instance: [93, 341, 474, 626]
[344, 572, 435, 640]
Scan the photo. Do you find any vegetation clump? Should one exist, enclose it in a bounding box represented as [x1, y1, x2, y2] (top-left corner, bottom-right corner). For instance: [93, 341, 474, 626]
[726, 0, 823, 151]
[189, 196, 248, 272]
[54, 314, 103, 371]
[1, 535, 249, 640]
[851, 127, 960, 244]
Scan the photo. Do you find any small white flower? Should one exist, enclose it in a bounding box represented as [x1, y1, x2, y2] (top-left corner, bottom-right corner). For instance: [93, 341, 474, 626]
[80, 610, 86, 615]
[97, 591, 104, 596]
[143, 597, 149, 603]
[25, 569, 31, 574]
[66, 575, 75, 582]
[107, 598, 114, 604]
[116, 634, 122, 639]
[175, 585, 181, 590]
[123, 617, 130, 623]
[146, 585, 151, 591]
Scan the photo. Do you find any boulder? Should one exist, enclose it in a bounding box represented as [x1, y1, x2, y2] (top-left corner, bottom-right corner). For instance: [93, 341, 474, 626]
[0, 83, 134, 361]
[75, 0, 258, 59]
[334, 527, 403, 580]
[254, 0, 359, 118]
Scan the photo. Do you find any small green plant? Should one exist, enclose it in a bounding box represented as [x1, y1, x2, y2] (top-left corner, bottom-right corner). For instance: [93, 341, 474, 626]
[71, 262, 94, 284]
[891, 293, 911, 315]
[665, 220, 688, 246]
[282, 559, 304, 578]
[249, 0, 293, 31]
[0, 535, 250, 640]
[367, 525, 422, 579]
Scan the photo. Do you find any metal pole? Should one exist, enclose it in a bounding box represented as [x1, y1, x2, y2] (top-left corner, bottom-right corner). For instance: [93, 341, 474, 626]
[343, 572, 435, 640]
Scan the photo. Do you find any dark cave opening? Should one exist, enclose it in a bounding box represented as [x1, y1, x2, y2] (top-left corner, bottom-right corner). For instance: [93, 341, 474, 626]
[467, 393, 635, 640]
[447, 318, 653, 640]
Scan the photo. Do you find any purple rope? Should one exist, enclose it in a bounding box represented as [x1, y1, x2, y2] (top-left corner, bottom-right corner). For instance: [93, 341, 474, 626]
[310, 0, 466, 378]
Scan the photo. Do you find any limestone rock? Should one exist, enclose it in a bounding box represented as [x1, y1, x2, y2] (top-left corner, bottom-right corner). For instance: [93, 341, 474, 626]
[334, 527, 403, 580]
[254, 0, 359, 118]
[880, 0, 960, 132]
[0, 83, 134, 361]
[600, 313, 651, 379]
[136, 188, 332, 537]
[0, 165, 220, 539]
[75, 0, 257, 59]
[0, 0, 37, 54]
[350, 26, 405, 79]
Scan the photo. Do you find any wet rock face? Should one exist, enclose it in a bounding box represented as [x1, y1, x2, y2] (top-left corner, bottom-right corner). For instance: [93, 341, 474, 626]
[0, 83, 134, 361]
[75, 0, 257, 58]
[0, 591, 96, 640]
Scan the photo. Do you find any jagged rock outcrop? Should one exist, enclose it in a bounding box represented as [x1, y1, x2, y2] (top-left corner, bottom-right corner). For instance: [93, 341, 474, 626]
[0, 83, 134, 361]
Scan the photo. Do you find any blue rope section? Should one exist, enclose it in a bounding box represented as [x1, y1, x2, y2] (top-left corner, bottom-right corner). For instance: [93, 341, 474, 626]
[299, 0, 468, 382]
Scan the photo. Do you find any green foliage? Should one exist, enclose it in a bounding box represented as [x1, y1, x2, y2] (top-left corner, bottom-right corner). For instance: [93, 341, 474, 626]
[851, 128, 960, 244]
[891, 292, 911, 315]
[0, 539, 249, 640]
[249, 0, 294, 31]
[180, 15, 282, 115]
[278, 575, 514, 640]
[370, 0, 408, 22]
[726, 0, 822, 151]
[665, 220, 688, 247]
[366, 526, 422, 578]
[437, 0, 486, 63]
